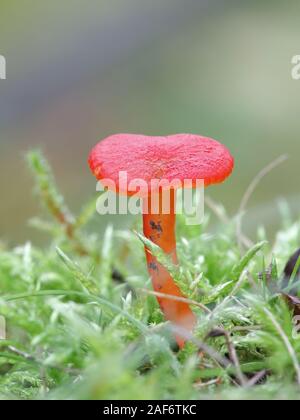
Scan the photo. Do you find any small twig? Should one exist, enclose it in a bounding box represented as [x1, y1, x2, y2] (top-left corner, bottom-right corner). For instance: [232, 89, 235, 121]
[208, 328, 247, 386]
[231, 296, 248, 310]
[236, 155, 288, 253]
[204, 196, 228, 224]
[7, 346, 35, 362]
[194, 378, 221, 389]
[223, 331, 247, 387]
[230, 325, 261, 333]
[171, 325, 231, 369]
[245, 370, 267, 388]
[205, 196, 252, 249]
[139, 288, 212, 314]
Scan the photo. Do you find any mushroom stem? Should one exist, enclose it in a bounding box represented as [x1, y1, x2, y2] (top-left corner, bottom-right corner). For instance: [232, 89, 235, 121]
[142, 189, 197, 348]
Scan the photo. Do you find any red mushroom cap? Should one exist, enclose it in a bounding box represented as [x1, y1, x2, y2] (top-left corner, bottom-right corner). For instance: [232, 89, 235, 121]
[88, 133, 234, 195]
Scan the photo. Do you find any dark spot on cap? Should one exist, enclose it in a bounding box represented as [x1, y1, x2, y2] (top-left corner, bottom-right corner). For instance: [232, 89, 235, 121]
[150, 220, 163, 233]
[148, 262, 159, 272]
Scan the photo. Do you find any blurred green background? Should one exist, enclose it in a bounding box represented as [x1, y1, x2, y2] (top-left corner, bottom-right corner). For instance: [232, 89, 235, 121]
[0, 0, 300, 244]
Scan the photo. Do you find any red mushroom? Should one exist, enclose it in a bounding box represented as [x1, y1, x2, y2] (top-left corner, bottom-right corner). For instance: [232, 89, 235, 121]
[88, 133, 234, 348]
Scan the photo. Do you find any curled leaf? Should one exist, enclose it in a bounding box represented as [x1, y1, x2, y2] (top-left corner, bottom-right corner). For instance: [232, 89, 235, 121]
[282, 249, 300, 294]
[283, 294, 300, 317]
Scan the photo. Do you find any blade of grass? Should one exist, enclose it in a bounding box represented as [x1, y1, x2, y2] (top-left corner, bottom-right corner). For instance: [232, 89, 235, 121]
[1, 290, 147, 334]
[231, 241, 267, 283]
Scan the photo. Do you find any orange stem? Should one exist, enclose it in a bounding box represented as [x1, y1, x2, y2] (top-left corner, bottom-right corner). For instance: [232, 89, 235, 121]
[142, 189, 197, 348]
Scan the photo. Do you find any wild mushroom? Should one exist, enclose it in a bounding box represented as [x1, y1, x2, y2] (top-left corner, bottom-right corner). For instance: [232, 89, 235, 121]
[88, 133, 234, 347]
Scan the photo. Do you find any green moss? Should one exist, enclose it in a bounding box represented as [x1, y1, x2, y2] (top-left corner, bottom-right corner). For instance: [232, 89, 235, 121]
[0, 151, 300, 400]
